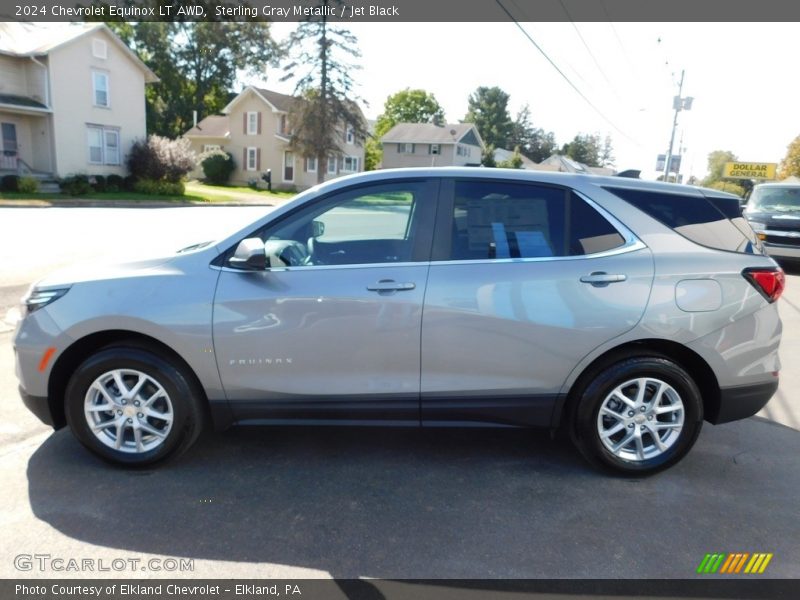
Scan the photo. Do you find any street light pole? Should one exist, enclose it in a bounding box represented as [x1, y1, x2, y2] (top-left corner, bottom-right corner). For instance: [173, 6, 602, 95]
[663, 69, 685, 182]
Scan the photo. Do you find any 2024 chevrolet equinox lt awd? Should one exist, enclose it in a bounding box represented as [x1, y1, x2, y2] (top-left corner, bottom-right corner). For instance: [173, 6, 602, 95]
[14, 169, 784, 475]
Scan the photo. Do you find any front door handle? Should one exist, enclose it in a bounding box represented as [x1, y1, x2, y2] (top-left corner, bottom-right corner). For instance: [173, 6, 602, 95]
[580, 272, 627, 287]
[367, 280, 416, 292]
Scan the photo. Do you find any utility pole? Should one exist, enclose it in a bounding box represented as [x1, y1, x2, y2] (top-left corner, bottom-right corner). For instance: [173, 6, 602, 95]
[663, 69, 693, 182]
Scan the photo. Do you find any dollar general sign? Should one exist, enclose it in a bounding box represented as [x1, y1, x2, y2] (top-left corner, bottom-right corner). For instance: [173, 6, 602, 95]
[723, 162, 777, 179]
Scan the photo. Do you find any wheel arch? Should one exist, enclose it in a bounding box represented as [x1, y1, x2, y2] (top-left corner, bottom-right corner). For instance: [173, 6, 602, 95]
[47, 330, 210, 430]
[553, 338, 720, 432]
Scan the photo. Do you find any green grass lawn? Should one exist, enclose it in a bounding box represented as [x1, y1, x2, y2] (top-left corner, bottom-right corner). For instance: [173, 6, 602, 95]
[0, 191, 210, 203]
[0, 181, 297, 204]
[186, 181, 297, 199]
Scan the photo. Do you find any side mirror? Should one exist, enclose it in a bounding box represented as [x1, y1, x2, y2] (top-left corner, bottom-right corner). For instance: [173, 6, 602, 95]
[229, 238, 267, 270]
[311, 219, 325, 238]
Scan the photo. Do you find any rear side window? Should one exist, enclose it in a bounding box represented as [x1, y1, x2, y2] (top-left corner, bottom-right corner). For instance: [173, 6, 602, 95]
[445, 180, 625, 260]
[604, 187, 758, 254]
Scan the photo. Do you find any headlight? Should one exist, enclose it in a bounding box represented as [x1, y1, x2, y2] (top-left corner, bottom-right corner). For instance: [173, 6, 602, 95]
[22, 288, 70, 316]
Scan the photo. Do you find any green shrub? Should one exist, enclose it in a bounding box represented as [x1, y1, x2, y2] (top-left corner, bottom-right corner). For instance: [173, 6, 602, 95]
[60, 174, 92, 196]
[200, 150, 235, 185]
[123, 175, 136, 192]
[127, 135, 196, 183]
[133, 178, 185, 196]
[91, 175, 107, 192]
[1, 174, 19, 192]
[706, 180, 746, 198]
[17, 176, 39, 193]
[106, 174, 124, 192]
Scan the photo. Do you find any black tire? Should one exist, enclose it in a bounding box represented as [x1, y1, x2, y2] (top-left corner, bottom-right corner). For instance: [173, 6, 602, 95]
[65, 345, 204, 466]
[572, 356, 703, 476]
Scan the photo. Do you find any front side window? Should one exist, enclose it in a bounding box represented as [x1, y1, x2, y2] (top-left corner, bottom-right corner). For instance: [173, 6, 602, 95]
[283, 151, 294, 181]
[87, 125, 120, 165]
[104, 130, 120, 165]
[444, 180, 624, 261]
[92, 71, 109, 107]
[87, 127, 103, 164]
[246, 147, 257, 171]
[342, 155, 359, 172]
[247, 112, 259, 135]
[253, 182, 431, 267]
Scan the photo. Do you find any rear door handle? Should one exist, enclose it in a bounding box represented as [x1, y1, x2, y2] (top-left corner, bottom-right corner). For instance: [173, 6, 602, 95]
[367, 280, 416, 292]
[580, 272, 627, 287]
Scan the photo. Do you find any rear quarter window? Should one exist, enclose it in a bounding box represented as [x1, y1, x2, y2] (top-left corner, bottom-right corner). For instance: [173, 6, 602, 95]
[604, 186, 760, 254]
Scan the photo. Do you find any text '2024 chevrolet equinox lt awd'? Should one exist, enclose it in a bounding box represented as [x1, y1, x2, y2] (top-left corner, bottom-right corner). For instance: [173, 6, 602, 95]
[14, 168, 784, 475]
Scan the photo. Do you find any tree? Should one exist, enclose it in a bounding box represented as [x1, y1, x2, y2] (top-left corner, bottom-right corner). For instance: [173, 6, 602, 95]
[367, 88, 445, 170]
[779, 134, 800, 180]
[464, 86, 513, 150]
[703, 150, 737, 185]
[497, 146, 524, 169]
[562, 133, 602, 167]
[508, 104, 557, 163]
[108, 22, 280, 138]
[282, 4, 367, 184]
[374, 89, 445, 138]
[482, 144, 497, 168]
[706, 180, 746, 197]
[600, 135, 615, 168]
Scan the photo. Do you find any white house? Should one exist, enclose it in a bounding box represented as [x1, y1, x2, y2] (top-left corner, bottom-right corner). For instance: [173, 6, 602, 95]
[0, 22, 157, 180]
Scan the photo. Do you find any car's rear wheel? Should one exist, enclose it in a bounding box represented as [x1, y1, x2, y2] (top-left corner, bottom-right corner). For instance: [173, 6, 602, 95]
[65, 345, 204, 466]
[572, 356, 703, 475]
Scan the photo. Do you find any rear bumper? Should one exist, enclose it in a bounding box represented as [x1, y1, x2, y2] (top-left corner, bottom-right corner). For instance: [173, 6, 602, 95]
[19, 385, 57, 428]
[707, 380, 779, 424]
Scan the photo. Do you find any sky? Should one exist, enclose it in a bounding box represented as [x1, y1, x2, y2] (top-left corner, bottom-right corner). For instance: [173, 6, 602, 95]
[245, 22, 800, 181]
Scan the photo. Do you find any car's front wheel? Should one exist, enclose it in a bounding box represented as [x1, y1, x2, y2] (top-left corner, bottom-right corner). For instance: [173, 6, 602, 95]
[65, 345, 204, 466]
[572, 356, 703, 475]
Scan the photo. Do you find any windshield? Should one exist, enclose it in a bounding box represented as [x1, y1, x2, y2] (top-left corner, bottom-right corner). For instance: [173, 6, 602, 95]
[749, 187, 800, 211]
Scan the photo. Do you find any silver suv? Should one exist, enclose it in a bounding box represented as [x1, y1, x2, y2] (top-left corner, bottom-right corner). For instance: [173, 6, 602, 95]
[14, 169, 784, 475]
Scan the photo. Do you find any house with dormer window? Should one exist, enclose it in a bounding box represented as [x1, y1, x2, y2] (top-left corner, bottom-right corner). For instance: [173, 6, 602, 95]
[183, 86, 366, 190]
[0, 22, 157, 181]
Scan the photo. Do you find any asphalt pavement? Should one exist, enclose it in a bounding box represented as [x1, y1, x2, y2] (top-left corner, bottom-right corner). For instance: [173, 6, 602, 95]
[0, 206, 799, 581]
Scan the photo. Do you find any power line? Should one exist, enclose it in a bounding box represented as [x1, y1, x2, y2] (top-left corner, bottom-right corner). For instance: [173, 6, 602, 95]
[556, 0, 623, 105]
[494, 0, 642, 148]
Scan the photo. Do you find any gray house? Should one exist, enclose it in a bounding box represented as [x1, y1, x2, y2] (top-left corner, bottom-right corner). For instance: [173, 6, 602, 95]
[380, 123, 483, 168]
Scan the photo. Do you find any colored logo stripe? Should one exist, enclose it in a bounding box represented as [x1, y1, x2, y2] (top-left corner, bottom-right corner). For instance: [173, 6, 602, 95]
[698, 553, 772, 574]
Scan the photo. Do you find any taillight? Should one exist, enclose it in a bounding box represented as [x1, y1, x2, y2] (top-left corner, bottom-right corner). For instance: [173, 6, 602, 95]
[743, 268, 785, 303]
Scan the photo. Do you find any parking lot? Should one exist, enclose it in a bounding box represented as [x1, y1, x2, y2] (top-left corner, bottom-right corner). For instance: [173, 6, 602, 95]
[1, 206, 799, 580]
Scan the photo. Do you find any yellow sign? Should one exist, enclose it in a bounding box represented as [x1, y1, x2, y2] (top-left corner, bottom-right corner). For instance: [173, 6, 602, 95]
[723, 162, 777, 179]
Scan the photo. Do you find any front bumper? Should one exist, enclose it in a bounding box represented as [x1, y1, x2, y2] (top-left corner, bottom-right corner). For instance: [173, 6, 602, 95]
[763, 241, 800, 260]
[19, 385, 57, 428]
[707, 379, 779, 424]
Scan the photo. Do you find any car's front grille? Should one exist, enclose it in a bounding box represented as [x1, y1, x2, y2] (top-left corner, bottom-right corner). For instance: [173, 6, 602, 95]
[764, 231, 800, 247]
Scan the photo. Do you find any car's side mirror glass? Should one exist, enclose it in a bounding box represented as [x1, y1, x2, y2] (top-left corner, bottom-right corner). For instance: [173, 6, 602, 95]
[311, 219, 325, 238]
[229, 238, 267, 270]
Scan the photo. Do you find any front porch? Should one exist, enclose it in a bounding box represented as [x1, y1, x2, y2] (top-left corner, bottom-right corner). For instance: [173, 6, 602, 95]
[0, 97, 55, 178]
